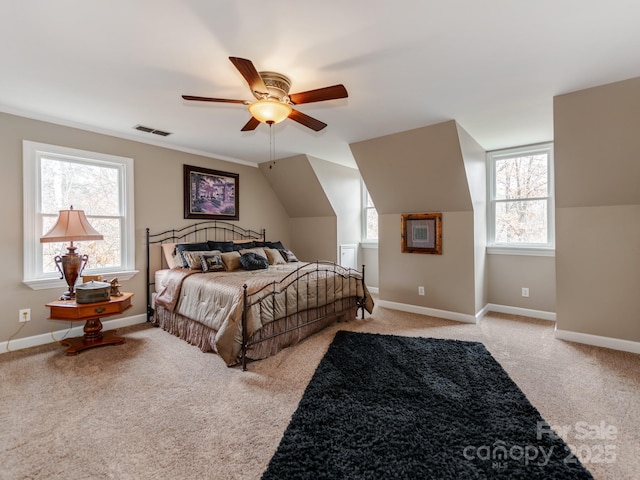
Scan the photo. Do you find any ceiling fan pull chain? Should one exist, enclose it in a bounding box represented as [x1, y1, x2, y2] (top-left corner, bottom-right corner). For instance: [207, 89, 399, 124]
[269, 123, 276, 169]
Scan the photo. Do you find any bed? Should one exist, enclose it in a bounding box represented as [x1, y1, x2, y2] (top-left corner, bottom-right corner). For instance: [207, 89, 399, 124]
[146, 221, 373, 369]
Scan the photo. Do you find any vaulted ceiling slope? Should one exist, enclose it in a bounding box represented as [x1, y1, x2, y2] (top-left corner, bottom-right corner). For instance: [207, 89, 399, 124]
[1, 1, 640, 168]
[351, 120, 475, 214]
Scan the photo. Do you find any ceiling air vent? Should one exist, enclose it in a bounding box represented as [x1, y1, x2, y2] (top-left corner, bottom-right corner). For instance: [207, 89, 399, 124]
[133, 125, 172, 136]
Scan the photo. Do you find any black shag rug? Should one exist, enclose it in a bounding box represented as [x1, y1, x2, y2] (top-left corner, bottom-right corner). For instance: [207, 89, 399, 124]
[262, 331, 593, 479]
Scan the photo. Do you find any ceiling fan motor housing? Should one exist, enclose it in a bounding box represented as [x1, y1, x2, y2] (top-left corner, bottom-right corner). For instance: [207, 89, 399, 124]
[257, 71, 292, 102]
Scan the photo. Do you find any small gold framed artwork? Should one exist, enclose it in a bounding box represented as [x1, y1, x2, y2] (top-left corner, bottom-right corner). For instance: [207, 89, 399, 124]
[401, 213, 442, 254]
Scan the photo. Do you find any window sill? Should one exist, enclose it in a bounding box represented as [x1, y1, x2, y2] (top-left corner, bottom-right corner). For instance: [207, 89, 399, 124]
[23, 269, 139, 291]
[487, 247, 555, 257]
[360, 242, 379, 249]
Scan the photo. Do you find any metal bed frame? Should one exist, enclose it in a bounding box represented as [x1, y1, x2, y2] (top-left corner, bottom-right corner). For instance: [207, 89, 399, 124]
[146, 221, 366, 370]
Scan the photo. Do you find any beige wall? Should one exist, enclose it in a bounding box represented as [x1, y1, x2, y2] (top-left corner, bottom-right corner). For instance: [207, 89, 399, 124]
[360, 247, 379, 289]
[351, 120, 473, 214]
[289, 217, 337, 262]
[260, 154, 365, 267]
[379, 212, 477, 314]
[554, 76, 640, 342]
[308, 157, 362, 258]
[258, 155, 334, 217]
[458, 123, 489, 312]
[352, 120, 482, 316]
[487, 255, 556, 312]
[0, 111, 290, 344]
[556, 206, 640, 339]
[259, 155, 337, 262]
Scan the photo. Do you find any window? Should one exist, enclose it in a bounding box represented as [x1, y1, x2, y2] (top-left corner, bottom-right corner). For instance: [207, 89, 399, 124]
[362, 182, 378, 243]
[23, 141, 136, 289]
[488, 143, 554, 254]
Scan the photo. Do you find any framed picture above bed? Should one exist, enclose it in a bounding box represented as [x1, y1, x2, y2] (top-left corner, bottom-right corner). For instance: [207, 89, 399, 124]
[401, 212, 442, 254]
[184, 164, 239, 220]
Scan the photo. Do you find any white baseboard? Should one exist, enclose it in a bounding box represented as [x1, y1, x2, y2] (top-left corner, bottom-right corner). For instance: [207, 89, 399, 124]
[555, 328, 640, 355]
[0, 313, 148, 354]
[366, 286, 379, 294]
[484, 303, 556, 322]
[376, 300, 477, 324]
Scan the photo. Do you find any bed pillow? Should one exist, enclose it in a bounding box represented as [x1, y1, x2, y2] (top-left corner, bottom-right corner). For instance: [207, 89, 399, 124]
[265, 248, 286, 265]
[221, 251, 242, 271]
[254, 240, 285, 250]
[267, 241, 285, 250]
[279, 249, 300, 263]
[240, 247, 268, 260]
[233, 240, 256, 251]
[161, 243, 179, 268]
[239, 252, 269, 271]
[207, 241, 235, 253]
[175, 242, 212, 267]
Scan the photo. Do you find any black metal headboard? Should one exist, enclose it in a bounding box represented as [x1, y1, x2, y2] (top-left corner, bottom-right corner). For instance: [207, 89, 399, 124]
[145, 221, 266, 320]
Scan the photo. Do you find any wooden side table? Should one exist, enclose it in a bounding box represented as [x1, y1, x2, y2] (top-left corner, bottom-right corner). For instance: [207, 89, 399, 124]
[46, 292, 133, 355]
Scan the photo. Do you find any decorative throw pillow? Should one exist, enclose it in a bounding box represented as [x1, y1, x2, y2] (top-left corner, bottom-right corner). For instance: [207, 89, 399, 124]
[239, 252, 270, 271]
[221, 251, 242, 271]
[279, 249, 300, 263]
[175, 242, 212, 268]
[200, 251, 225, 272]
[265, 248, 286, 265]
[181, 250, 212, 270]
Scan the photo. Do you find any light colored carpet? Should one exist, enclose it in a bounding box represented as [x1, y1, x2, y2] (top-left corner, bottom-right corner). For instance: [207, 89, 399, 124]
[1, 304, 638, 480]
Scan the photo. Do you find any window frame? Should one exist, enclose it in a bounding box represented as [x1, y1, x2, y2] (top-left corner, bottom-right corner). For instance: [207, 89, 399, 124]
[23, 141, 137, 290]
[487, 142, 555, 256]
[361, 181, 378, 247]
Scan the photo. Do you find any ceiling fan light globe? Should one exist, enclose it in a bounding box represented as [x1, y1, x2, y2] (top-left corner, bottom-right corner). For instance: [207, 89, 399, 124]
[248, 99, 292, 124]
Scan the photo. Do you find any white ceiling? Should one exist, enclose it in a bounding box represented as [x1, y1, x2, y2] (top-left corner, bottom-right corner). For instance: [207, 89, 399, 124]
[2, 1, 640, 168]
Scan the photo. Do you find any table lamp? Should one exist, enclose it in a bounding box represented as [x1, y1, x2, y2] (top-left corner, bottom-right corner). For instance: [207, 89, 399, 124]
[40, 206, 104, 300]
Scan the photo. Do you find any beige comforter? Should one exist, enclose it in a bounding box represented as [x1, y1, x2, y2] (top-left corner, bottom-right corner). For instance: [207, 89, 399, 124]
[155, 263, 372, 364]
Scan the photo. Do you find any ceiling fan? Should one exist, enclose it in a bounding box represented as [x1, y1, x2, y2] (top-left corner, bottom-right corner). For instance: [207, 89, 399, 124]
[182, 57, 348, 132]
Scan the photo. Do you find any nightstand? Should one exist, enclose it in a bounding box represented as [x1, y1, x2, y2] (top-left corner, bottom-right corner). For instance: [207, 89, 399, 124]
[46, 292, 133, 355]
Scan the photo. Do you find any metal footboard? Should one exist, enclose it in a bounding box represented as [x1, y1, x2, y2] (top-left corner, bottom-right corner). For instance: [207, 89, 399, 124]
[241, 261, 366, 371]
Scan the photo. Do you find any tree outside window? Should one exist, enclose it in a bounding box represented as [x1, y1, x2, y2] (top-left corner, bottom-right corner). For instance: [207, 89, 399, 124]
[362, 184, 378, 242]
[489, 143, 554, 249]
[23, 141, 135, 289]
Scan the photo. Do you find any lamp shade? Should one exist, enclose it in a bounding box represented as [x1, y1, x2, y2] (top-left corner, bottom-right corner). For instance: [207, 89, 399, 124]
[248, 99, 292, 124]
[40, 207, 104, 243]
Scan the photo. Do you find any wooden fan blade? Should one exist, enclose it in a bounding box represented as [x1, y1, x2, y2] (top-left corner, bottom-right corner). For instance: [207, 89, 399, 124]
[288, 109, 327, 131]
[288, 84, 348, 105]
[241, 117, 261, 132]
[182, 95, 246, 104]
[229, 57, 269, 96]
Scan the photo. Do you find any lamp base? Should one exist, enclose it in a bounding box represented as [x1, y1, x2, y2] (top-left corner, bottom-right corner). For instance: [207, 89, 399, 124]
[54, 248, 89, 301]
[59, 291, 75, 301]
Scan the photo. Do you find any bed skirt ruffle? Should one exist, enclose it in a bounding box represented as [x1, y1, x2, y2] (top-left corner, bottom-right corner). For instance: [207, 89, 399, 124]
[153, 302, 359, 366]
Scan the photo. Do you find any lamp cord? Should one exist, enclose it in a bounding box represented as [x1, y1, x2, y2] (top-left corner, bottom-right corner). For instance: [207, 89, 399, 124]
[5, 320, 74, 353]
[51, 322, 74, 343]
[5, 323, 27, 352]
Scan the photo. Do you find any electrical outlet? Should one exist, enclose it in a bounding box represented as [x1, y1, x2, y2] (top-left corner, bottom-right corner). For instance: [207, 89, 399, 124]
[418, 286, 425, 296]
[521, 287, 529, 298]
[19, 308, 31, 322]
